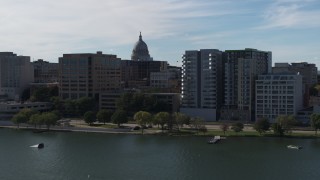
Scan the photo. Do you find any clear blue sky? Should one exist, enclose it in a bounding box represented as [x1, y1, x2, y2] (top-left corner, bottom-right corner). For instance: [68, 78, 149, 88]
[0, 0, 319, 68]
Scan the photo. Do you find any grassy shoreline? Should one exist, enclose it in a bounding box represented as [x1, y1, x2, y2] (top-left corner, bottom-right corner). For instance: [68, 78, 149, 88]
[1, 125, 319, 139]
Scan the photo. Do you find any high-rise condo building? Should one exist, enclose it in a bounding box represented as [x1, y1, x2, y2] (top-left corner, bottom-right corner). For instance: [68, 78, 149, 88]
[0, 52, 34, 100]
[221, 48, 272, 121]
[180, 49, 223, 121]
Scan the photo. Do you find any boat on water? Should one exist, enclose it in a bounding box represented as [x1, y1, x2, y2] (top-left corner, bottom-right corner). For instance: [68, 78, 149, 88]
[30, 143, 44, 149]
[38, 143, 44, 149]
[287, 145, 302, 150]
[208, 136, 226, 144]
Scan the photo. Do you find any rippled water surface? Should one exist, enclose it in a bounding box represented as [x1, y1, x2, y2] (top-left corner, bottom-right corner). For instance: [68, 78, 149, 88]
[1, 128, 320, 180]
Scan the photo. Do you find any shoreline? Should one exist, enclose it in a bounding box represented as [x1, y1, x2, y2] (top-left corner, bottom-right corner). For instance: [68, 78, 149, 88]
[1, 125, 319, 139]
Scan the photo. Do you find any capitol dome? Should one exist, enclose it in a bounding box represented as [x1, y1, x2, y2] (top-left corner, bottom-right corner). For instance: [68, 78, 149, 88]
[131, 32, 152, 61]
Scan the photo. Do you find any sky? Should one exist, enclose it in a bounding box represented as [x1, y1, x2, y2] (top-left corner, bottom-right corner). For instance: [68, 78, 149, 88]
[0, 0, 320, 68]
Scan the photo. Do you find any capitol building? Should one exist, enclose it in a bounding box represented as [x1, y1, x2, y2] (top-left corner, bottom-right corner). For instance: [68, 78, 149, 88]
[131, 32, 153, 61]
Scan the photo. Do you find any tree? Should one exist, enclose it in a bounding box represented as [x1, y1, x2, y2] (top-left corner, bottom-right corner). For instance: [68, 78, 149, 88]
[29, 113, 41, 129]
[21, 88, 31, 101]
[19, 108, 38, 120]
[97, 109, 113, 124]
[220, 124, 229, 135]
[173, 112, 190, 131]
[111, 110, 128, 128]
[30, 86, 58, 102]
[310, 113, 320, 135]
[76, 97, 96, 116]
[43, 112, 59, 130]
[272, 123, 284, 136]
[231, 122, 244, 133]
[11, 108, 37, 128]
[134, 111, 152, 134]
[84, 111, 96, 125]
[199, 126, 208, 135]
[50, 96, 64, 112]
[153, 112, 170, 132]
[64, 99, 77, 116]
[253, 118, 270, 135]
[190, 117, 206, 134]
[11, 114, 27, 128]
[276, 115, 297, 134]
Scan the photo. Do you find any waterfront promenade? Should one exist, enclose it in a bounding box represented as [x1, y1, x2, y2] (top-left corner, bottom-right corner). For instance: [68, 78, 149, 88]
[0, 119, 316, 136]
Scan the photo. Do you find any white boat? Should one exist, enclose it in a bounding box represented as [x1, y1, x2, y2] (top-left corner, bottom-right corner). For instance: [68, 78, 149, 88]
[287, 145, 302, 150]
[207, 136, 226, 144]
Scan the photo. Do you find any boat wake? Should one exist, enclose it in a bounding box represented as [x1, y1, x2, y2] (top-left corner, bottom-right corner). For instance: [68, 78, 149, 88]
[30, 144, 39, 148]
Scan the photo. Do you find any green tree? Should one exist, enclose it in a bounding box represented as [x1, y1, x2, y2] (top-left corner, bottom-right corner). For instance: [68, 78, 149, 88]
[30, 86, 58, 102]
[76, 97, 96, 116]
[253, 118, 270, 135]
[111, 110, 128, 128]
[19, 108, 38, 120]
[42, 112, 59, 130]
[97, 109, 113, 124]
[153, 112, 170, 132]
[11, 114, 27, 128]
[11, 108, 37, 128]
[190, 117, 206, 134]
[29, 113, 41, 129]
[50, 96, 64, 111]
[272, 123, 284, 136]
[173, 112, 190, 131]
[310, 113, 320, 135]
[134, 111, 152, 134]
[199, 125, 208, 135]
[220, 124, 229, 135]
[64, 99, 77, 116]
[276, 115, 297, 134]
[21, 88, 31, 101]
[116, 93, 134, 111]
[231, 122, 244, 133]
[84, 111, 96, 125]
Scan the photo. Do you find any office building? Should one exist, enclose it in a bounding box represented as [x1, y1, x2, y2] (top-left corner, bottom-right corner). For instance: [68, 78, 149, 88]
[59, 51, 121, 99]
[0, 52, 34, 100]
[121, 60, 167, 89]
[33, 59, 59, 83]
[273, 62, 318, 107]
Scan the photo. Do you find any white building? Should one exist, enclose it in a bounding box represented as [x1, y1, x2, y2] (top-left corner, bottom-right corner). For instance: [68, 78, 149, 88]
[0, 52, 34, 100]
[255, 73, 303, 123]
[180, 49, 223, 121]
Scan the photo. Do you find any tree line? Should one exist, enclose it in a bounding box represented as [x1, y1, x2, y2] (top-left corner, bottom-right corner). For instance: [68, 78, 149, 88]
[11, 108, 60, 130]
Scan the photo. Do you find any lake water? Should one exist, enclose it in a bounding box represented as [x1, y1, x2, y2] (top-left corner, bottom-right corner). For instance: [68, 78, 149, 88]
[1, 128, 320, 180]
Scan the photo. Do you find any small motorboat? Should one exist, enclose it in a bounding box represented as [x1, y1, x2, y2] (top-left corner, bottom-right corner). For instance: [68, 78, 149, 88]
[287, 145, 302, 150]
[37, 143, 44, 149]
[207, 136, 224, 144]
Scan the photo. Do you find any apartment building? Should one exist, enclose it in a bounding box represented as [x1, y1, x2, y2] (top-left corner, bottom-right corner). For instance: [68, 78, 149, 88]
[255, 73, 303, 123]
[221, 48, 271, 121]
[180, 49, 223, 121]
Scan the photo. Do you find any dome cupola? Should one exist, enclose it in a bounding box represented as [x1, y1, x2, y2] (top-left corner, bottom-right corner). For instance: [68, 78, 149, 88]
[131, 32, 151, 61]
